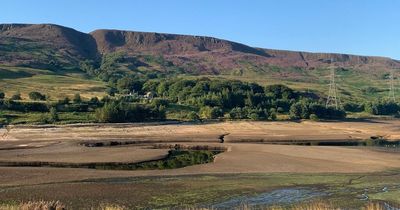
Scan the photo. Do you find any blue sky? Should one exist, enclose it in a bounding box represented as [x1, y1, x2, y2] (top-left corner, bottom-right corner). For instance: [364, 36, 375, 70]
[2, 0, 400, 59]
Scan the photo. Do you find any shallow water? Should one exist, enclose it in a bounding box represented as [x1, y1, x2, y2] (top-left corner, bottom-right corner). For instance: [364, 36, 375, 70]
[211, 188, 326, 209]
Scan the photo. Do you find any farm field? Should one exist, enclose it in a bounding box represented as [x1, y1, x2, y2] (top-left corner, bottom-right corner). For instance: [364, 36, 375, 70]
[1, 120, 400, 209]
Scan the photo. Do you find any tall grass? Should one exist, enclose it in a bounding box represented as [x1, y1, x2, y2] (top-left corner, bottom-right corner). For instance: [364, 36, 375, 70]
[188, 200, 399, 210]
[1, 200, 397, 210]
[0, 200, 65, 210]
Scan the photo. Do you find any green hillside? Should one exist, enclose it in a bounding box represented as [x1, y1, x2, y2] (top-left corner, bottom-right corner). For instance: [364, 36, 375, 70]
[0, 65, 106, 99]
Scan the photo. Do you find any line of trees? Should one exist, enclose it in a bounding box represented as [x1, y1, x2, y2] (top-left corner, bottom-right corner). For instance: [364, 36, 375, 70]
[4, 77, 400, 125]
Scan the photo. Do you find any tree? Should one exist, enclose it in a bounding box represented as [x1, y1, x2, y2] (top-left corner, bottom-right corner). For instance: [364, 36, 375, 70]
[89, 97, 100, 106]
[10, 92, 22, 100]
[59, 97, 70, 105]
[28, 91, 46, 101]
[265, 84, 295, 100]
[289, 103, 303, 119]
[49, 107, 59, 123]
[200, 106, 223, 119]
[229, 107, 247, 119]
[95, 102, 165, 123]
[95, 102, 123, 123]
[79, 59, 98, 76]
[73, 93, 82, 103]
[116, 77, 143, 93]
[106, 87, 117, 96]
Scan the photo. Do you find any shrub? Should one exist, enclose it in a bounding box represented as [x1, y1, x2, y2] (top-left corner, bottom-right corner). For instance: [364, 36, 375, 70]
[247, 108, 268, 120]
[73, 93, 82, 103]
[229, 107, 247, 119]
[58, 97, 70, 105]
[49, 107, 59, 123]
[28, 91, 46, 101]
[186, 111, 200, 121]
[2, 100, 49, 112]
[289, 103, 303, 119]
[200, 106, 223, 119]
[269, 110, 277, 120]
[309, 114, 319, 121]
[151, 98, 169, 107]
[106, 87, 117, 96]
[116, 77, 143, 93]
[95, 102, 122, 123]
[89, 97, 100, 106]
[343, 102, 364, 112]
[248, 113, 260, 120]
[10, 92, 22, 100]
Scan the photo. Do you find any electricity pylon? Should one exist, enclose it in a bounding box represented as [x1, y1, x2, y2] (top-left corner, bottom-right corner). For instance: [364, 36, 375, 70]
[388, 69, 396, 102]
[326, 68, 340, 109]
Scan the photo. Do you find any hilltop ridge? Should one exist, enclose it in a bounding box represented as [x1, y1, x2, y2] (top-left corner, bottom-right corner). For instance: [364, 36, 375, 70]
[1, 23, 399, 74]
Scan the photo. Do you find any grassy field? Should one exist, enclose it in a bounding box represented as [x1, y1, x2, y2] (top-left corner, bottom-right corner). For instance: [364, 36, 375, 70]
[0, 63, 396, 103]
[0, 65, 106, 100]
[210, 66, 394, 102]
[0, 110, 96, 124]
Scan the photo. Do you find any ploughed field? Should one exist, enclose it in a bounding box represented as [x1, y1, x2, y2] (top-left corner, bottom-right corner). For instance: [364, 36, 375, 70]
[1, 120, 400, 209]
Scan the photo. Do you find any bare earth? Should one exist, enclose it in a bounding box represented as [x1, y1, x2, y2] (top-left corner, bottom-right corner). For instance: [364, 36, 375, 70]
[1, 120, 400, 186]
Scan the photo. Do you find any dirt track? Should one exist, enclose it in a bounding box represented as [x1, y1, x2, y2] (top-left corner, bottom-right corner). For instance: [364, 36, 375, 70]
[1, 120, 400, 186]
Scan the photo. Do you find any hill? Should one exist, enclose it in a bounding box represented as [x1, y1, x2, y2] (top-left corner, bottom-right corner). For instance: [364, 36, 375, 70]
[1, 23, 399, 100]
[90, 29, 400, 74]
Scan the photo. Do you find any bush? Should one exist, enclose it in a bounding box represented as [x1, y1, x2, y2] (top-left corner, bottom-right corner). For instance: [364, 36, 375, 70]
[106, 87, 117, 96]
[309, 114, 319, 121]
[247, 108, 268, 120]
[73, 93, 82, 103]
[229, 107, 247, 119]
[89, 97, 100, 106]
[116, 77, 143, 93]
[0, 92, 4, 99]
[200, 106, 223, 119]
[186, 111, 200, 121]
[248, 113, 261, 120]
[49, 107, 59, 123]
[289, 103, 303, 120]
[10, 93, 22, 100]
[151, 98, 169, 107]
[95, 102, 122, 123]
[58, 97, 70, 105]
[2, 100, 49, 112]
[343, 102, 364, 112]
[28, 91, 46, 101]
[269, 111, 277, 120]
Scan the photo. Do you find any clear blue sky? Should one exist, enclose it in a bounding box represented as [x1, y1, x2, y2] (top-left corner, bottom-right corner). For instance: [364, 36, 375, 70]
[2, 0, 400, 59]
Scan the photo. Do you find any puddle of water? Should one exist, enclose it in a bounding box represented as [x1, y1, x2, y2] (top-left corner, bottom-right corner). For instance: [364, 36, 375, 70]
[211, 188, 325, 209]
